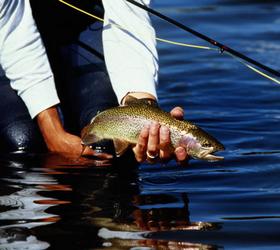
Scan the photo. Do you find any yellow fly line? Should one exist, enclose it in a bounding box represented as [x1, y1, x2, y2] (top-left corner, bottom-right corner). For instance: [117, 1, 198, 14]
[58, 0, 214, 51]
[244, 63, 280, 85]
[59, 0, 104, 22]
[58, 0, 280, 85]
[156, 37, 215, 50]
[226, 52, 280, 85]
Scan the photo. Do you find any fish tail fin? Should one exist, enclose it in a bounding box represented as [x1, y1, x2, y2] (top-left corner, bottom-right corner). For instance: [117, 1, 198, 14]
[81, 127, 103, 146]
[82, 134, 102, 146]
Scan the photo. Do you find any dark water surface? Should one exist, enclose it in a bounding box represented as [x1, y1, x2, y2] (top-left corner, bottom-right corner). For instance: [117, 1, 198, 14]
[1, 0, 280, 249]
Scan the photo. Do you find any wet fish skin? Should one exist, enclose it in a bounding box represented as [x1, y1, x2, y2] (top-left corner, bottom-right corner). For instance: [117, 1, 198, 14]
[81, 104, 224, 161]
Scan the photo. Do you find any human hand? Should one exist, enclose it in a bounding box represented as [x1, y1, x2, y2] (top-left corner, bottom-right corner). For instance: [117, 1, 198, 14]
[44, 130, 114, 166]
[37, 106, 112, 165]
[132, 106, 189, 164]
[45, 130, 90, 156]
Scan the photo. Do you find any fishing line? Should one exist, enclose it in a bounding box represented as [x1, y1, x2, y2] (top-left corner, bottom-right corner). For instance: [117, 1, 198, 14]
[126, 0, 280, 78]
[58, 0, 216, 51]
[156, 37, 215, 50]
[226, 52, 280, 85]
[58, 0, 280, 85]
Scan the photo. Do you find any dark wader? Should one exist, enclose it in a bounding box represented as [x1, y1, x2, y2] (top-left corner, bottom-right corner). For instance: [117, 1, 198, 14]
[0, 0, 118, 154]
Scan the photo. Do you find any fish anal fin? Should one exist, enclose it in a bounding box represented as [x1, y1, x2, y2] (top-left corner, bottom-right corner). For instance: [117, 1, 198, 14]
[113, 139, 131, 157]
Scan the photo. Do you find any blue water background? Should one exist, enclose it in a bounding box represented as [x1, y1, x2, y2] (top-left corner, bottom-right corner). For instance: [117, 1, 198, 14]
[0, 0, 280, 249]
[149, 0, 280, 248]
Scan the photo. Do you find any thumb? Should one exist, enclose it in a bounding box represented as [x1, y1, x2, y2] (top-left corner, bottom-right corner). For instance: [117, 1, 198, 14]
[170, 106, 184, 120]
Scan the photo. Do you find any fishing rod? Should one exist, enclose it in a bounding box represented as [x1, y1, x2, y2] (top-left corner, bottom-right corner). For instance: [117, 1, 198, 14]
[125, 0, 280, 78]
[58, 0, 280, 83]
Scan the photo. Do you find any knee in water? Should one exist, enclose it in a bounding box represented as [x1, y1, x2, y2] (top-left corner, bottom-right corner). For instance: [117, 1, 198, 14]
[0, 120, 46, 154]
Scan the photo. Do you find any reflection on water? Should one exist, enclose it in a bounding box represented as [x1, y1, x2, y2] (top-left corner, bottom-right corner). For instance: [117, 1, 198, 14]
[0, 154, 219, 249]
[0, 158, 61, 249]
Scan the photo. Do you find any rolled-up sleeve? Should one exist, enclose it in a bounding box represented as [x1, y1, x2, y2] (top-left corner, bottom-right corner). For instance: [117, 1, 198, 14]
[0, 0, 60, 118]
[102, 0, 158, 103]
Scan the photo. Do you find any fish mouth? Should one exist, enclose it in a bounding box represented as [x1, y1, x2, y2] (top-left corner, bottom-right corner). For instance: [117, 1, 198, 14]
[196, 146, 224, 162]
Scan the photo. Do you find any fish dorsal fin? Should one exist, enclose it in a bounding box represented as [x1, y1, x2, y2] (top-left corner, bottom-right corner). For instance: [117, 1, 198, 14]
[113, 139, 131, 157]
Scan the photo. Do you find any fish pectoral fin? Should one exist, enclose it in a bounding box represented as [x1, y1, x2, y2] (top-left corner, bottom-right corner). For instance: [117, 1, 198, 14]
[204, 154, 224, 162]
[113, 139, 131, 157]
[199, 147, 214, 157]
[198, 147, 224, 162]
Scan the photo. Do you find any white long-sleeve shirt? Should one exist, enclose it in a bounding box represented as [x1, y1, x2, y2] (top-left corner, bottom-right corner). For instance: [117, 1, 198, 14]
[103, 0, 158, 103]
[0, 0, 158, 118]
[0, 0, 60, 118]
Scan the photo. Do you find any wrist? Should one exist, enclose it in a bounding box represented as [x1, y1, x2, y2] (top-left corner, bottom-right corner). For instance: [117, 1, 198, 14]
[122, 92, 158, 107]
[36, 106, 66, 150]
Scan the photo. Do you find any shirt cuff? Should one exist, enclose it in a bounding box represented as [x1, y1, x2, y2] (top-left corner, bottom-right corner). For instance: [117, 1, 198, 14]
[20, 76, 60, 118]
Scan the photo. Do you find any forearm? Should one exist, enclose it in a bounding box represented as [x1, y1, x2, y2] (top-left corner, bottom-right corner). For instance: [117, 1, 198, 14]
[36, 106, 65, 151]
[36, 106, 100, 158]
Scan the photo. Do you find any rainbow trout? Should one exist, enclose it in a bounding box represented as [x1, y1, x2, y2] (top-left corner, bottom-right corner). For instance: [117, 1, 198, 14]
[81, 103, 224, 161]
